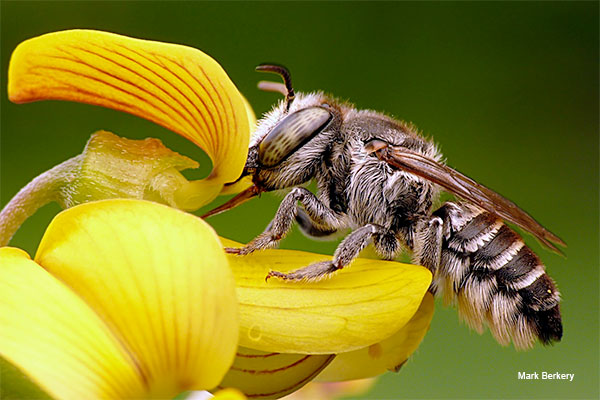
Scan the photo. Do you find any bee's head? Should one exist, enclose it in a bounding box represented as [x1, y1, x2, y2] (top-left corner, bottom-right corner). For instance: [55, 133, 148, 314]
[201, 65, 339, 219]
[248, 64, 341, 170]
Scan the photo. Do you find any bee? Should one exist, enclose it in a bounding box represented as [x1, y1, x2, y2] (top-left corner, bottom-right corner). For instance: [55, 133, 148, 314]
[205, 64, 564, 349]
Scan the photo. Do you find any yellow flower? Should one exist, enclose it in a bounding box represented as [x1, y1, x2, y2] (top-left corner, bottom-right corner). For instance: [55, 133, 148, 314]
[2, 30, 434, 399]
[281, 377, 377, 400]
[1, 200, 239, 399]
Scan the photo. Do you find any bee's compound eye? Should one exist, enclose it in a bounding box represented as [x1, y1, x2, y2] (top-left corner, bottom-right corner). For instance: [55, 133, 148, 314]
[258, 107, 332, 167]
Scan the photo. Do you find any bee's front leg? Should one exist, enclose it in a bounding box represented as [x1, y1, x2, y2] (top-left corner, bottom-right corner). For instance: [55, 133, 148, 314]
[226, 187, 341, 255]
[267, 224, 387, 282]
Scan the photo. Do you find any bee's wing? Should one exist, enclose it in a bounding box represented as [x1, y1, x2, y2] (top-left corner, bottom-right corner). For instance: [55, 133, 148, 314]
[372, 143, 566, 253]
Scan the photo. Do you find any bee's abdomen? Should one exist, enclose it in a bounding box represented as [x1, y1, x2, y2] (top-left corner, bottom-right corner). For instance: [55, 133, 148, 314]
[431, 202, 562, 349]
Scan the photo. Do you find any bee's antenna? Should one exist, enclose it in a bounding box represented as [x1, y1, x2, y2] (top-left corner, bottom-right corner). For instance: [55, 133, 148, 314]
[256, 64, 295, 111]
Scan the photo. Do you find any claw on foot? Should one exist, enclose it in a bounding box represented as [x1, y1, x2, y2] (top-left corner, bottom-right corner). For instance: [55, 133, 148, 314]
[224, 247, 242, 255]
[266, 270, 288, 282]
[265, 261, 341, 283]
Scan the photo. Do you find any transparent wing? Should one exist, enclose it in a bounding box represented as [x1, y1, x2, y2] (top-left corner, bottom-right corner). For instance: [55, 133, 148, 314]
[367, 140, 565, 253]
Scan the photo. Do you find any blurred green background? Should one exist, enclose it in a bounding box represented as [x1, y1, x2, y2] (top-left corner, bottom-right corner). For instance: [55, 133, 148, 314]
[1, 1, 598, 399]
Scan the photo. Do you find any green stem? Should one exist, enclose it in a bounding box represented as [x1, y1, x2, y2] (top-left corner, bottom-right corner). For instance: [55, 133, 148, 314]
[0, 155, 82, 246]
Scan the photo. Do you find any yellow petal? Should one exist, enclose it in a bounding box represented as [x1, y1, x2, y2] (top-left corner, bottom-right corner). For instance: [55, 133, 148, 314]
[174, 177, 230, 210]
[283, 378, 377, 400]
[9, 29, 250, 203]
[35, 199, 239, 394]
[212, 388, 247, 400]
[0, 247, 145, 399]
[218, 347, 333, 399]
[216, 93, 255, 195]
[219, 176, 254, 196]
[241, 93, 257, 136]
[221, 238, 432, 354]
[315, 293, 434, 382]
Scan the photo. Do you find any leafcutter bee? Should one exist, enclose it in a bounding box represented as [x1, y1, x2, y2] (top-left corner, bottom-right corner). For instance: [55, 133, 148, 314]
[205, 64, 564, 349]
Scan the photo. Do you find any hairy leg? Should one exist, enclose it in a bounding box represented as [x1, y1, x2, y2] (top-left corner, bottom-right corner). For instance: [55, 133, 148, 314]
[267, 224, 389, 281]
[411, 215, 443, 272]
[295, 207, 339, 239]
[226, 187, 342, 255]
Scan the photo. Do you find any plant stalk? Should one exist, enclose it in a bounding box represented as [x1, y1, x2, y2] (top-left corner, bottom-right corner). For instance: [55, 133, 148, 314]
[0, 155, 82, 246]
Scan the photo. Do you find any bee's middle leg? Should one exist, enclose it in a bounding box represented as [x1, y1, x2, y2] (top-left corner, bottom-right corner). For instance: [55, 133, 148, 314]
[267, 224, 392, 282]
[226, 187, 341, 255]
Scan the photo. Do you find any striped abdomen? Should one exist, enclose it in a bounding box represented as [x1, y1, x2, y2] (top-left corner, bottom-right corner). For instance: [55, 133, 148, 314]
[431, 202, 562, 349]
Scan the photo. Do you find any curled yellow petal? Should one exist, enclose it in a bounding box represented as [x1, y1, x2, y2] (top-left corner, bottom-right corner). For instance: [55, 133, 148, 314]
[219, 176, 254, 196]
[0, 247, 145, 399]
[218, 347, 333, 399]
[241, 92, 257, 136]
[222, 238, 432, 354]
[35, 199, 239, 394]
[9, 30, 250, 204]
[316, 293, 435, 382]
[218, 94, 255, 195]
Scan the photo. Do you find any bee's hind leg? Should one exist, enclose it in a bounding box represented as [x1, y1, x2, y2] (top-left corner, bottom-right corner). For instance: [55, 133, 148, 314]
[226, 187, 341, 255]
[267, 224, 390, 282]
[411, 215, 443, 273]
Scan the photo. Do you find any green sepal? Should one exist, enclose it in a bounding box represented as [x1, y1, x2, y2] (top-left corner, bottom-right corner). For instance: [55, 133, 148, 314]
[63, 130, 198, 208]
[0, 356, 54, 400]
[0, 130, 200, 246]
